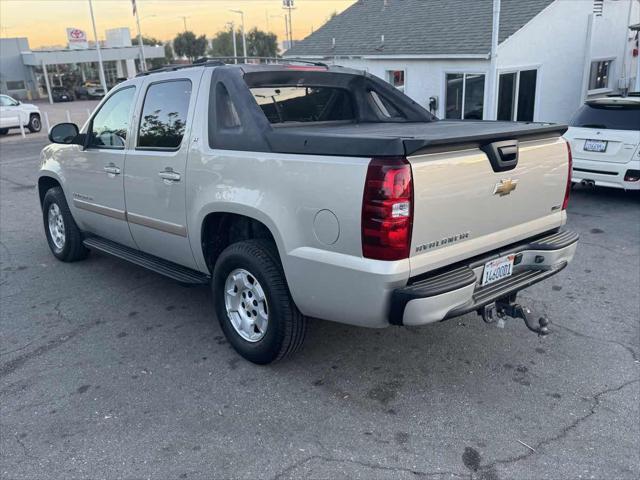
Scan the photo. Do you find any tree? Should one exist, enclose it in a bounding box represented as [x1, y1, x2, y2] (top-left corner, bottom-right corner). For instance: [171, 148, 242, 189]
[134, 36, 173, 69]
[208, 30, 235, 57]
[173, 31, 208, 62]
[246, 28, 278, 58]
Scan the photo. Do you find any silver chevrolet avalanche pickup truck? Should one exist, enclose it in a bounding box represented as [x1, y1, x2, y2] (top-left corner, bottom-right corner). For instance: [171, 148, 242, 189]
[38, 61, 578, 364]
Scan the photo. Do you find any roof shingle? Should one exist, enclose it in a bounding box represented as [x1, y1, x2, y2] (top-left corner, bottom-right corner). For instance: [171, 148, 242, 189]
[285, 0, 555, 57]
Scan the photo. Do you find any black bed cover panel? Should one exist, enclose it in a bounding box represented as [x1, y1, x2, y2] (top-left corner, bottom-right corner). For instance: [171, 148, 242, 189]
[265, 121, 568, 157]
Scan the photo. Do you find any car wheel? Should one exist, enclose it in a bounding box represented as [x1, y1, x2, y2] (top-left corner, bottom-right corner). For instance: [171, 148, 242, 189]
[42, 187, 89, 262]
[212, 239, 307, 364]
[27, 114, 41, 133]
[0, 128, 8, 135]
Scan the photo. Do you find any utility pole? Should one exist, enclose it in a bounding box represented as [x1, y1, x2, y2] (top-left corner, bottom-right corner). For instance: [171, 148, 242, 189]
[271, 14, 288, 50]
[226, 21, 238, 64]
[132, 0, 146, 72]
[230, 10, 247, 61]
[88, 0, 108, 94]
[282, 0, 295, 47]
[179, 15, 190, 32]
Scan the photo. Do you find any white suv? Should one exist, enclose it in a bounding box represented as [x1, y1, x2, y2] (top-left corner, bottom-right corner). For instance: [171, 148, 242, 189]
[0, 94, 42, 135]
[564, 96, 640, 190]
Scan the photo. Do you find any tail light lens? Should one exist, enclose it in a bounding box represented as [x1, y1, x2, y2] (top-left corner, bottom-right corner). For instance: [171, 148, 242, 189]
[362, 156, 413, 260]
[562, 140, 572, 210]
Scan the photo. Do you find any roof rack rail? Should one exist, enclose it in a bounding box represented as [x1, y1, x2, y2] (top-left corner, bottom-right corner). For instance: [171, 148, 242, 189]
[197, 56, 328, 67]
[136, 60, 225, 77]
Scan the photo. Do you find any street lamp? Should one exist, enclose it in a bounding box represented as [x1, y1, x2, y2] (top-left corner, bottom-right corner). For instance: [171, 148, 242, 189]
[179, 15, 190, 32]
[270, 13, 289, 51]
[87, 0, 108, 94]
[229, 9, 247, 62]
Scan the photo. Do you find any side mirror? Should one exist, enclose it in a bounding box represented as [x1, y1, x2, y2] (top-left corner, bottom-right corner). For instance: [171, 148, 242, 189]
[49, 123, 79, 144]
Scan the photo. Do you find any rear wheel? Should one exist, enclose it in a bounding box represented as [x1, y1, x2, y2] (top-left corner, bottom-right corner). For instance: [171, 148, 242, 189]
[212, 240, 306, 364]
[42, 187, 88, 262]
[27, 114, 41, 133]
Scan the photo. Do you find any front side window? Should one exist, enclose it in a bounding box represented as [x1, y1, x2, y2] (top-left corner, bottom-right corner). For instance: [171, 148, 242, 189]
[138, 80, 192, 149]
[250, 86, 353, 124]
[589, 60, 612, 90]
[446, 73, 485, 120]
[88, 87, 136, 149]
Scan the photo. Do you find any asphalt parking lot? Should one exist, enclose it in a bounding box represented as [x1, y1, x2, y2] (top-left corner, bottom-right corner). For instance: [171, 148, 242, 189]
[1, 137, 638, 480]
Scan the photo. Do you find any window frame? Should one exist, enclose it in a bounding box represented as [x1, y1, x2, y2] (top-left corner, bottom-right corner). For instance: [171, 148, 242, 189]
[386, 70, 406, 92]
[442, 71, 487, 120]
[135, 78, 193, 152]
[85, 85, 137, 151]
[495, 65, 541, 122]
[588, 58, 614, 93]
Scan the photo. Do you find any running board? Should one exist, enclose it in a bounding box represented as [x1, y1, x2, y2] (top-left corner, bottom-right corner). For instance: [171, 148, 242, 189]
[83, 236, 210, 285]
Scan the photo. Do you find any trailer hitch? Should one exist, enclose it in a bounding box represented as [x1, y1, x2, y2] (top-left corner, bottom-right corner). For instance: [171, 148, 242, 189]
[480, 296, 550, 336]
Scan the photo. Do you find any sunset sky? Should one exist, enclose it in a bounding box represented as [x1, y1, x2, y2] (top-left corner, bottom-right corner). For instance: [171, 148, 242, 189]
[0, 0, 354, 49]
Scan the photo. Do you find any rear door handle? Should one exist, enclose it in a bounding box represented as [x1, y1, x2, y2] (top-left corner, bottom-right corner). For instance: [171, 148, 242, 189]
[103, 164, 121, 175]
[158, 169, 181, 182]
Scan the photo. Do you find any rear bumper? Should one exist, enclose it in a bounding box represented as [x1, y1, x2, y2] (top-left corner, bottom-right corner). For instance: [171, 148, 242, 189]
[390, 229, 578, 326]
[572, 158, 640, 190]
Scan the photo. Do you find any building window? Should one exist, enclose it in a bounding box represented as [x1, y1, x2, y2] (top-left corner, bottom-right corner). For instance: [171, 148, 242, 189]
[6, 80, 25, 91]
[589, 60, 611, 90]
[387, 70, 405, 92]
[445, 73, 485, 120]
[497, 69, 538, 122]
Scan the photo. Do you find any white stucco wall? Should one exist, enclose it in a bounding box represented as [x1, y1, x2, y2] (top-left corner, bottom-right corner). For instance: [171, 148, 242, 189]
[497, 0, 638, 123]
[326, 57, 490, 119]
[296, 0, 638, 124]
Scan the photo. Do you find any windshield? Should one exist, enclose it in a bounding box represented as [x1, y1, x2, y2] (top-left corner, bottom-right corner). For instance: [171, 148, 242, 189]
[250, 86, 354, 124]
[570, 104, 640, 131]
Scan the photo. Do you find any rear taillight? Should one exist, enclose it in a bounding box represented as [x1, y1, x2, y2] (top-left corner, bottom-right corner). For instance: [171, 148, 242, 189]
[362, 156, 413, 260]
[562, 140, 572, 210]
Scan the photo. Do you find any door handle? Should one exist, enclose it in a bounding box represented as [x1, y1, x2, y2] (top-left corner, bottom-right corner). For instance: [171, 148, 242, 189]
[103, 164, 121, 175]
[158, 169, 181, 182]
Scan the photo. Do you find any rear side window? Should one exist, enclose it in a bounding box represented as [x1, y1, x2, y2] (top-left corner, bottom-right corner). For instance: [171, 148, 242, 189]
[250, 86, 353, 124]
[570, 104, 640, 131]
[138, 79, 192, 149]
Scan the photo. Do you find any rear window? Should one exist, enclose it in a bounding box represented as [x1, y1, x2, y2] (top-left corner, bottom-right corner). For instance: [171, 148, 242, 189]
[570, 104, 640, 131]
[250, 86, 354, 124]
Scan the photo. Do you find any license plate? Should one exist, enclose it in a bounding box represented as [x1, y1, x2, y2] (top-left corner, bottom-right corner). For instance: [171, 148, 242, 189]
[482, 254, 515, 286]
[584, 139, 607, 152]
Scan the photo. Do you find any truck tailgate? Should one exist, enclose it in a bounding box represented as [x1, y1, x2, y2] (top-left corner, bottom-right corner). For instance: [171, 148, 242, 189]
[408, 136, 569, 277]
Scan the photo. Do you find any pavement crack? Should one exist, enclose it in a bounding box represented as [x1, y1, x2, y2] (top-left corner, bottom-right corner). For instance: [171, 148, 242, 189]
[480, 378, 640, 473]
[14, 433, 37, 460]
[553, 322, 639, 363]
[0, 319, 101, 378]
[272, 454, 466, 479]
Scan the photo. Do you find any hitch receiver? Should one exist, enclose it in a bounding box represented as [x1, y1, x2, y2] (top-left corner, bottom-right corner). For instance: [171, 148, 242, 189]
[480, 295, 550, 336]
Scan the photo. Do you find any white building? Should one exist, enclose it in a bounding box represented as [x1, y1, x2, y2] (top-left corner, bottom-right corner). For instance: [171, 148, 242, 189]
[285, 0, 640, 123]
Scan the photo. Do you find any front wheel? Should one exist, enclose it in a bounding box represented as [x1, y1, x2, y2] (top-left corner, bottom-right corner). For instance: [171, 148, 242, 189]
[212, 240, 306, 364]
[27, 114, 41, 133]
[42, 187, 88, 262]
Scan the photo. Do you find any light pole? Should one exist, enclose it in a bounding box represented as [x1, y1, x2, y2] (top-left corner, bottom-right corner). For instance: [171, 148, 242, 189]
[179, 15, 190, 32]
[134, 9, 149, 71]
[226, 21, 238, 63]
[271, 13, 289, 53]
[282, 0, 295, 48]
[87, 0, 108, 94]
[230, 10, 247, 62]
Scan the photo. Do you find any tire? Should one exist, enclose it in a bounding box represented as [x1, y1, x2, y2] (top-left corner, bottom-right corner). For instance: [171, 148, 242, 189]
[27, 114, 41, 133]
[42, 187, 89, 262]
[0, 128, 8, 135]
[212, 239, 306, 364]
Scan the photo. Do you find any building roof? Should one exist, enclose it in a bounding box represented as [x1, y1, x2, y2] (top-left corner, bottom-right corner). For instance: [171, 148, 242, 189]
[285, 0, 555, 58]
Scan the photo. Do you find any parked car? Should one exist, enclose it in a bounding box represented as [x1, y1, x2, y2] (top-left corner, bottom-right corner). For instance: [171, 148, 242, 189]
[38, 63, 577, 364]
[74, 82, 105, 100]
[564, 96, 640, 190]
[51, 86, 74, 102]
[0, 94, 42, 134]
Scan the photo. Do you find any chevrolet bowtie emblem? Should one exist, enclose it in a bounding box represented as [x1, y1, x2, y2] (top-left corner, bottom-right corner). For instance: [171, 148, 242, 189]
[493, 178, 519, 196]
